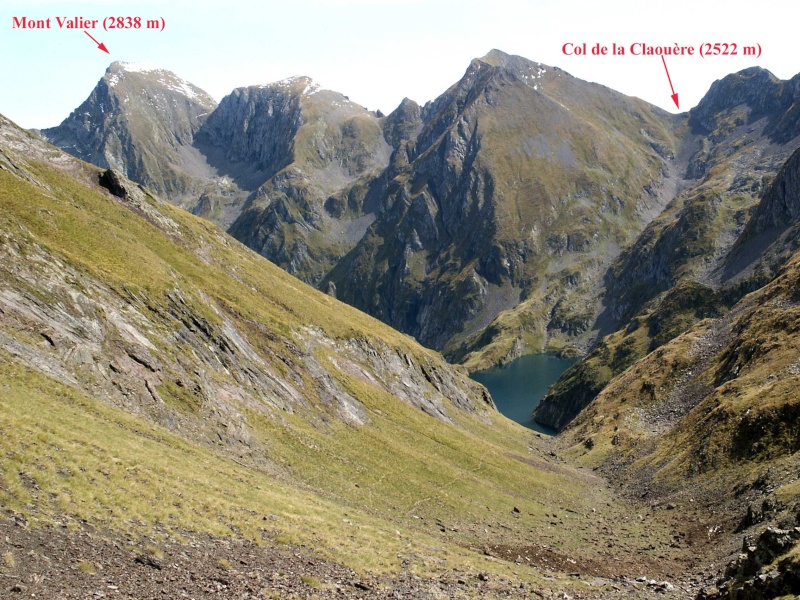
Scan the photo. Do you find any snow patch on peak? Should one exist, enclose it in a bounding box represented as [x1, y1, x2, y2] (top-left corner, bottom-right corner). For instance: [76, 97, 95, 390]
[303, 81, 321, 96]
[105, 62, 204, 102]
[107, 62, 164, 87]
[276, 75, 311, 87]
[164, 78, 201, 101]
[265, 76, 321, 95]
[119, 62, 161, 74]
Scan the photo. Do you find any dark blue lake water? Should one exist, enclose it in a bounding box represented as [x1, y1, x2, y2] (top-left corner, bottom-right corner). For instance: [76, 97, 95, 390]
[471, 354, 576, 435]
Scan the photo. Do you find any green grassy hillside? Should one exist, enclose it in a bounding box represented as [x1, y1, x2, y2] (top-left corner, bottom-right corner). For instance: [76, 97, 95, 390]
[560, 249, 800, 597]
[0, 114, 692, 597]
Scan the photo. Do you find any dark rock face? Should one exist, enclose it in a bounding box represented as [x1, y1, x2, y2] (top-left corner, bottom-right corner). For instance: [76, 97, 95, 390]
[382, 98, 423, 150]
[698, 527, 800, 600]
[532, 361, 607, 431]
[42, 62, 218, 201]
[751, 148, 800, 230]
[690, 67, 800, 144]
[716, 146, 800, 287]
[193, 84, 302, 183]
[99, 169, 128, 198]
[324, 50, 679, 360]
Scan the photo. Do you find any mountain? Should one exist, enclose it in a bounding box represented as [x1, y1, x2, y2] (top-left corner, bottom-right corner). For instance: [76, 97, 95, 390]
[523, 69, 800, 597]
[323, 49, 682, 364]
[41, 61, 218, 204]
[2, 112, 709, 597]
[204, 77, 392, 282]
[559, 241, 800, 599]
[42, 65, 395, 282]
[42, 52, 683, 367]
[534, 67, 800, 431]
[39, 57, 800, 387]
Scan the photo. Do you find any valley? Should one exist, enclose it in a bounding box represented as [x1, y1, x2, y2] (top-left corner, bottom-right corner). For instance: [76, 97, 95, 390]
[2, 49, 800, 598]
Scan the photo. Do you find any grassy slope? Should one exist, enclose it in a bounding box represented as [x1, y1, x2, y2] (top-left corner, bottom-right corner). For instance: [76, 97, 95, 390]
[560, 249, 800, 534]
[453, 66, 682, 368]
[550, 253, 800, 595]
[534, 88, 800, 431]
[0, 118, 685, 594]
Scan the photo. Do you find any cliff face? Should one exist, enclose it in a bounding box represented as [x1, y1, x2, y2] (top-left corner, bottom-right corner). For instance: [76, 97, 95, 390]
[746, 146, 800, 231]
[324, 50, 681, 364]
[720, 145, 800, 283]
[41, 62, 218, 202]
[215, 77, 393, 283]
[534, 69, 800, 432]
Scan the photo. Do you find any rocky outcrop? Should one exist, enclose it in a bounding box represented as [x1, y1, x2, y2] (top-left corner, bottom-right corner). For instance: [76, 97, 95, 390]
[533, 359, 608, 431]
[382, 97, 423, 150]
[698, 527, 800, 599]
[719, 146, 800, 285]
[41, 62, 218, 202]
[690, 67, 800, 144]
[1, 114, 491, 464]
[324, 49, 680, 361]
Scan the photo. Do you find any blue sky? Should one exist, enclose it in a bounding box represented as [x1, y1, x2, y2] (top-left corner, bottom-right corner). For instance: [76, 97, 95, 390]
[2, 0, 797, 129]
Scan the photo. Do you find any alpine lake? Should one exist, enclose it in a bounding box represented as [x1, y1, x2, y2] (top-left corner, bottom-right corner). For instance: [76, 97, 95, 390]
[470, 354, 577, 435]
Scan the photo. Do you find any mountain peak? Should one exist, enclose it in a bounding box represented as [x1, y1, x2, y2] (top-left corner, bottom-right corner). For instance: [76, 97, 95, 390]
[479, 48, 512, 65]
[107, 61, 162, 74]
[468, 49, 560, 90]
[102, 61, 211, 103]
[261, 75, 321, 97]
[690, 66, 789, 133]
[42, 62, 217, 199]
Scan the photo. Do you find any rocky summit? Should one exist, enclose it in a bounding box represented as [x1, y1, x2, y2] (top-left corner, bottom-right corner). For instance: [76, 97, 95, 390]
[41, 62, 218, 203]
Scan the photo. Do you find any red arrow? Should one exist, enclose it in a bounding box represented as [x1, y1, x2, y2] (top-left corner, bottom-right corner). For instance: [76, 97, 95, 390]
[84, 30, 109, 54]
[661, 55, 679, 109]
